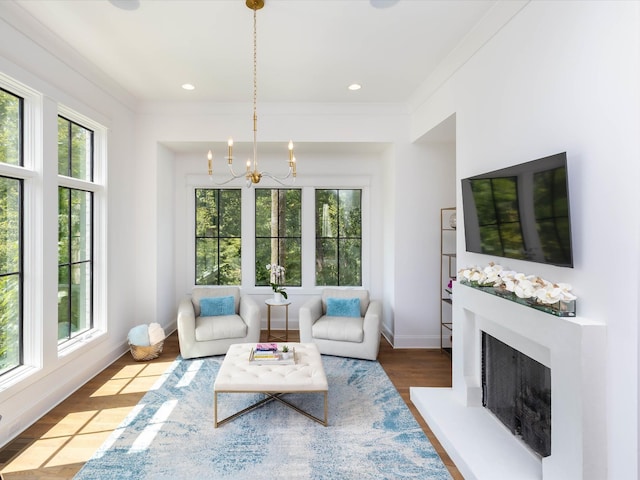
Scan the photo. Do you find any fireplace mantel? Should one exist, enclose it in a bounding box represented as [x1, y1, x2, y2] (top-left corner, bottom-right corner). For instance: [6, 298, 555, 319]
[411, 283, 607, 480]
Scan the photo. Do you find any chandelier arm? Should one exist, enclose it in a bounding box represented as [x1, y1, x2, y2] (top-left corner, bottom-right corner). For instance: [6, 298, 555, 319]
[207, 174, 244, 186]
[262, 176, 296, 187]
[226, 162, 246, 180]
[260, 168, 294, 183]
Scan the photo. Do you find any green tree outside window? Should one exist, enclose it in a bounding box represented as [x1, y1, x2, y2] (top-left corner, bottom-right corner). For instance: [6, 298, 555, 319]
[58, 116, 92, 181]
[0, 88, 23, 374]
[255, 189, 301, 287]
[0, 176, 22, 374]
[195, 188, 241, 285]
[315, 189, 362, 286]
[0, 88, 22, 167]
[57, 117, 94, 342]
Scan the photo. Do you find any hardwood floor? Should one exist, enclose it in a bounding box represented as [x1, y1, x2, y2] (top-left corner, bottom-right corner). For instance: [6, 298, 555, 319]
[0, 331, 462, 479]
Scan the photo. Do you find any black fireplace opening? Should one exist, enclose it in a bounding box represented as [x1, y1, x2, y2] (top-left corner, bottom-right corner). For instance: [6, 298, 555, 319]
[481, 332, 552, 457]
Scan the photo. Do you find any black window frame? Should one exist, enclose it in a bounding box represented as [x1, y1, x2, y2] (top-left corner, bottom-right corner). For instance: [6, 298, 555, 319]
[254, 188, 302, 287]
[315, 188, 363, 286]
[194, 188, 242, 286]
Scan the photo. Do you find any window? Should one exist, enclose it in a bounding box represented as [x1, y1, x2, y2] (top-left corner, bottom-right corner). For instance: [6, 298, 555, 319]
[194, 188, 241, 285]
[315, 189, 362, 286]
[0, 88, 23, 375]
[255, 189, 301, 287]
[0, 176, 22, 374]
[58, 116, 92, 181]
[0, 88, 22, 167]
[57, 117, 93, 342]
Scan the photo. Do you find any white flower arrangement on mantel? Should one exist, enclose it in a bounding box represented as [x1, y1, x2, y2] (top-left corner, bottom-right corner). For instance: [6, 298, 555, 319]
[458, 262, 577, 317]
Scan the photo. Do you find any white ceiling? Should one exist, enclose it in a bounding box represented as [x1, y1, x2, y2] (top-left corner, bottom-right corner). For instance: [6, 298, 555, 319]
[12, 0, 496, 106]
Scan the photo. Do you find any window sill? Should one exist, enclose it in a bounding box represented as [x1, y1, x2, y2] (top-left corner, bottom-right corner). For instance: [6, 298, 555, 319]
[0, 364, 41, 395]
[58, 329, 106, 358]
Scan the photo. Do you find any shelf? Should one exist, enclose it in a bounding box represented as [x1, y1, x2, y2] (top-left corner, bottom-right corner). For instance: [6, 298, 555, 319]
[442, 298, 452, 305]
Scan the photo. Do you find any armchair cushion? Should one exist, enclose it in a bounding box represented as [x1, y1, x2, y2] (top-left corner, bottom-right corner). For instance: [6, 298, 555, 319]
[195, 314, 247, 342]
[311, 316, 364, 342]
[326, 297, 361, 318]
[200, 295, 235, 317]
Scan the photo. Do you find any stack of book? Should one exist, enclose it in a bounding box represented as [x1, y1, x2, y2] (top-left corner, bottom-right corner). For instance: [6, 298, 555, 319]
[249, 343, 295, 365]
[252, 343, 279, 360]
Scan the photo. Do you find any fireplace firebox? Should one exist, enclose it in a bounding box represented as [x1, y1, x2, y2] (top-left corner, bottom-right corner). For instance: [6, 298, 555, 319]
[482, 331, 551, 457]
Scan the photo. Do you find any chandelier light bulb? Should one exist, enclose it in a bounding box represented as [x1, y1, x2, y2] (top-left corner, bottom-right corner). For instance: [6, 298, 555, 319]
[227, 138, 234, 162]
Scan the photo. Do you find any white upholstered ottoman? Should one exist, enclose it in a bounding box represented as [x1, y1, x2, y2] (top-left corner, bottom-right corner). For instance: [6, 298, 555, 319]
[213, 342, 328, 427]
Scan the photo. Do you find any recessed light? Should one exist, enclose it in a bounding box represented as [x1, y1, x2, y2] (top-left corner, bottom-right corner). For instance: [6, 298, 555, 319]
[348, 83, 362, 91]
[108, 0, 140, 11]
[182, 83, 195, 91]
[370, 0, 399, 8]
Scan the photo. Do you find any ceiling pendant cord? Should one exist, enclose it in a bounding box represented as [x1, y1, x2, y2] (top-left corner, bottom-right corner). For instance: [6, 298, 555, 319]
[253, 4, 258, 176]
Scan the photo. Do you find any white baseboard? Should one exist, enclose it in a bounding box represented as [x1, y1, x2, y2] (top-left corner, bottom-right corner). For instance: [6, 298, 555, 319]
[392, 334, 442, 349]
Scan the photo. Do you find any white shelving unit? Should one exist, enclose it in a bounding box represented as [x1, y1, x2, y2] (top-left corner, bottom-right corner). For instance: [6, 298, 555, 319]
[440, 207, 456, 356]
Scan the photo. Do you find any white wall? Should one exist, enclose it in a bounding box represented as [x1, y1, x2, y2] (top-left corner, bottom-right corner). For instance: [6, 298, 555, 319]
[0, 13, 138, 446]
[411, 1, 640, 477]
[391, 140, 456, 347]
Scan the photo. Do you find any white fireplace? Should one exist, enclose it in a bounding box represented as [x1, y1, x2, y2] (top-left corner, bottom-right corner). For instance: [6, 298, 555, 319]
[411, 283, 607, 480]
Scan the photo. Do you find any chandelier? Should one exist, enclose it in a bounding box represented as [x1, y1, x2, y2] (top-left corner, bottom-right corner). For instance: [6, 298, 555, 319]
[207, 0, 296, 187]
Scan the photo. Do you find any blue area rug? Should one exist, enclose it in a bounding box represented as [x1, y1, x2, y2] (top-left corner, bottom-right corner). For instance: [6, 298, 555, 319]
[74, 354, 452, 480]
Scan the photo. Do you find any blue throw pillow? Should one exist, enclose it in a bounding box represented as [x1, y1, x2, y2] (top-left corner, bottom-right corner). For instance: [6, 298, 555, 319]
[200, 296, 235, 316]
[326, 297, 361, 318]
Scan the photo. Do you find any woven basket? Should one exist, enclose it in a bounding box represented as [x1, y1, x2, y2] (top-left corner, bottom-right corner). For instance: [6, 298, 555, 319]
[129, 340, 164, 361]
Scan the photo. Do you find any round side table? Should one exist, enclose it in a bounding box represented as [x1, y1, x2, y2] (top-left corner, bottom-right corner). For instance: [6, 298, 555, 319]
[265, 299, 292, 342]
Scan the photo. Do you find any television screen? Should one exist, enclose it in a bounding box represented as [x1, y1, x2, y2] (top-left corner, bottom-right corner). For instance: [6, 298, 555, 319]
[461, 152, 573, 267]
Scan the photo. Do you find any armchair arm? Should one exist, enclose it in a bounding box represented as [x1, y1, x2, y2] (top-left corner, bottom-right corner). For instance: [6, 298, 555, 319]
[239, 294, 261, 335]
[299, 297, 323, 343]
[363, 299, 382, 333]
[177, 297, 196, 357]
[362, 299, 382, 355]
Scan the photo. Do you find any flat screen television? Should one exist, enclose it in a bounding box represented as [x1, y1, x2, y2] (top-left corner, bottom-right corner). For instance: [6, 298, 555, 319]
[461, 152, 573, 267]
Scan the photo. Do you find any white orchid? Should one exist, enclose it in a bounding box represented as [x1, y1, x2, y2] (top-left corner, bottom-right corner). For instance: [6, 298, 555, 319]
[483, 264, 503, 286]
[514, 278, 537, 298]
[555, 283, 577, 301]
[266, 263, 288, 299]
[535, 284, 564, 304]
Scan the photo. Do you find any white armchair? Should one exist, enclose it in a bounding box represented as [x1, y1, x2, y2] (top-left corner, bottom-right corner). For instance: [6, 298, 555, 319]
[177, 286, 260, 359]
[299, 288, 382, 361]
